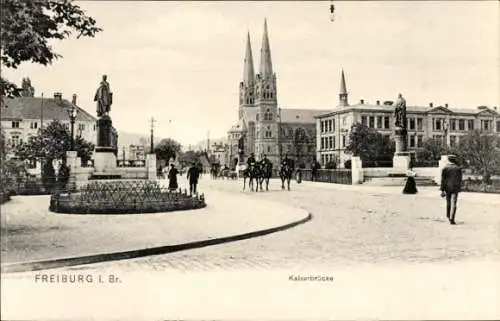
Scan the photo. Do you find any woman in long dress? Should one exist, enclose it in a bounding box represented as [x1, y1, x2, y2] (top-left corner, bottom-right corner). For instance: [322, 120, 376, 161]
[403, 169, 418, 194]
[168, 164, 179, 191]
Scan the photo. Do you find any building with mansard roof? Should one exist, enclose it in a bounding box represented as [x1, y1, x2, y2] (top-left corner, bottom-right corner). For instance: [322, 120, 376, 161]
[315, 71, 500, 167]
[1, 78, 100, 158]
[226, 20, 330, 168]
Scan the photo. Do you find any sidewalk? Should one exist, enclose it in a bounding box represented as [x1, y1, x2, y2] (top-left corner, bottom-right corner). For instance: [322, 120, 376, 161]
[1, 187, 309, 272]
[284, 179, 500, 204]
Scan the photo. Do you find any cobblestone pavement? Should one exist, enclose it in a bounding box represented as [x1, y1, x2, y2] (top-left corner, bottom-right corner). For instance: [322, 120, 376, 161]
[46, 177, 499, 273]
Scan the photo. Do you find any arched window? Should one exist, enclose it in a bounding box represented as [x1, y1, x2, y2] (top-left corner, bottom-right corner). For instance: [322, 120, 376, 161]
[256, 113, 259, 121]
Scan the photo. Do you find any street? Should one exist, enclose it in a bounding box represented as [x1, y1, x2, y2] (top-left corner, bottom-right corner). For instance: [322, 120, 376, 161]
[52, 177, 500, 272]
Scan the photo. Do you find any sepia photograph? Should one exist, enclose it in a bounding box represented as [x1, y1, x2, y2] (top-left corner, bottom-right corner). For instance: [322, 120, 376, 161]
[1, 0, 499, 320]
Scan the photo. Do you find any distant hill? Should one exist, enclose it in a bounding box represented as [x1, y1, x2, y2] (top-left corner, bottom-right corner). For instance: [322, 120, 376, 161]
[116, 131, 159, 148]
[189, 137, 226, 151]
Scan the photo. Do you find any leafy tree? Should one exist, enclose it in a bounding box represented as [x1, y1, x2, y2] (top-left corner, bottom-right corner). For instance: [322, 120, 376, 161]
[1, 0, 102, 96]
[14, 120, 94, 165]
[154, 138, 182, 163]
[178, 150, 204, 167]
[416, 138, 445, 162]
[292, 127, 309, 164]
[453, 130, 500, 184]
[345, 123, 395, 165]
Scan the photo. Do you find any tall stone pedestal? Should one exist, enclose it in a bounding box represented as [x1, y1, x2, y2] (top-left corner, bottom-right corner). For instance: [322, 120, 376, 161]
[93, 115, 120, 178]
[391, 127, 410, 173]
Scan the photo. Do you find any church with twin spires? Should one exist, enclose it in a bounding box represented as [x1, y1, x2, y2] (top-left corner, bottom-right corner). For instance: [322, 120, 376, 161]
[226, 19, 330, 168]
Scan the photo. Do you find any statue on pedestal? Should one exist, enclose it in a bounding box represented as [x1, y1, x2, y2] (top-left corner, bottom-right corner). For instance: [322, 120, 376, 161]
[394, 93, 407, 130]
[393, 93, 408, 154]
[94, 75, 113, 118]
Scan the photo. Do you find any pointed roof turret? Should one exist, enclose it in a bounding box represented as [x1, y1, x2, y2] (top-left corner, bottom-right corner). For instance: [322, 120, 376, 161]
[259, 18, 273, 78]
[243, 31, 255, 85]
[340, 69, 347, 94]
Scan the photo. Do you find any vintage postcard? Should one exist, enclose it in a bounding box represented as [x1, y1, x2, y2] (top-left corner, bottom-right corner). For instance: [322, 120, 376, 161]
[1, 0, 499, 320]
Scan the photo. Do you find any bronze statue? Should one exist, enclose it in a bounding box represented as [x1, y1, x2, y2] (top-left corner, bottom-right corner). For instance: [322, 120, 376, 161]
[94, 75, 113, 117]
[394, 93, 407, 129]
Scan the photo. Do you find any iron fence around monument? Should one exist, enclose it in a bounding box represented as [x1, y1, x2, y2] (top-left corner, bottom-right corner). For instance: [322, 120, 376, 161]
[50, 180, 206, 214]
[301, 168, 352, 185]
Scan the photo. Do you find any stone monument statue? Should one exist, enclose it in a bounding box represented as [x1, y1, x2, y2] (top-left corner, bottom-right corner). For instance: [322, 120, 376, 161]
[94, 75, 113, 117]
[392, 93, 410, 171]
[93, 75, 119, 177]
[394, 93, 407, 130]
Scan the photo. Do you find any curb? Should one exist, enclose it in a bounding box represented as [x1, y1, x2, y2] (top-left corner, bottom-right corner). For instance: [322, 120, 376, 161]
[1, 213, 312, 274]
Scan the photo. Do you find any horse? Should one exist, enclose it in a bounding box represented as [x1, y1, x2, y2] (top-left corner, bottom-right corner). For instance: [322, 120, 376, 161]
[210, 164, 220, 179]
[280, 163, 294, 191]
[258, 161, 273, 191]
[243, 163, 260, 192]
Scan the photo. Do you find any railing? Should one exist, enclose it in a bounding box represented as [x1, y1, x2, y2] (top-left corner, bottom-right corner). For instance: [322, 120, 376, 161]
[1, 175, 70, 196]
[301, 168, 352, 185]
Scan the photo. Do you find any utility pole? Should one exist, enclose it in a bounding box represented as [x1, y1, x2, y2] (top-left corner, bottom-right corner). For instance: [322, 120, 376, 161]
[40, 93, 44, 130]
[207, 130, 210, 154]
[149, 117, 156, 154]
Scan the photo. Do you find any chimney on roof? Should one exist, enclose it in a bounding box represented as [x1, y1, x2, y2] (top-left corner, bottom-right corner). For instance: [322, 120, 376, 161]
[360, 99, 364, 104]
[72, 94, 77, 105]
[494, 106, 498, 111]
[54, 92, 62, 103]
[429, 102, 433, 107]
[445, 103, 449, 108]
[376, 100, 380, 105]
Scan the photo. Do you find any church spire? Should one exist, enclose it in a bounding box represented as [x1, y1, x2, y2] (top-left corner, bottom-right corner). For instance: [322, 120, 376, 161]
[243, 31, 255, 85]
[339, 69, 348, 107]
[259, 18, 273, 78]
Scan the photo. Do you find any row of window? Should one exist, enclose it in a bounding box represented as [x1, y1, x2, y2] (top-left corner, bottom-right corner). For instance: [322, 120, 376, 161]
[320, 153, 339, 166]
[361, 116, 391, 130]
[433, 118, 496, 132]
[319, 135, 346, 150]
[320, 119, 335, 133]
[9, 121, 90, 131]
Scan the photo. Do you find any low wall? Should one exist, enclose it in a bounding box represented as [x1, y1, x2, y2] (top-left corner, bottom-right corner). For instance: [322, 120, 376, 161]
[412, 167, 439, 178]
[363, 166, 438, 178]
[120, 167, 148, 179]
[363, 167, 393, 178]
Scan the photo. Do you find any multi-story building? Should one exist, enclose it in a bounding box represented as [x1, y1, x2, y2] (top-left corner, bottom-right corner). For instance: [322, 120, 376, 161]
[226, 20, 329, 168]
[316, 71, 500, 167]
[1, 78, 98, 159]
[210, 142, 227, 165]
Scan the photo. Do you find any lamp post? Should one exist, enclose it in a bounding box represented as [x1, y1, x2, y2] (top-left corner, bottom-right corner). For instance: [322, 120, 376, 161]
[67, 105, 78, 150]
[443, 118, 449, 152]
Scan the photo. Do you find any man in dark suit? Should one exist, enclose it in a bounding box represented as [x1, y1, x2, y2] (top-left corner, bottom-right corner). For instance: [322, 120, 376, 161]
[440, 155, 463, 225]
[187, 162, 201, 195]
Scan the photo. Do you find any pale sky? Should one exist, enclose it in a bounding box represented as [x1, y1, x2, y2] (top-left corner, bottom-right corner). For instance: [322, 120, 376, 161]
[4, 1, 499, 147]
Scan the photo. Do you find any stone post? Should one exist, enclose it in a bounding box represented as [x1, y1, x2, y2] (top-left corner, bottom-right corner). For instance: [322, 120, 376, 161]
[65, 151, 79, 191]
[351, 156, 364, 185]
[146, 154, 157, 180]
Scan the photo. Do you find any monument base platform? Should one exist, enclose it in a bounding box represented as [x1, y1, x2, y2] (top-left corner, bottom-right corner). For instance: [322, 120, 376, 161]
[392, 154, 411, 172]
[94, 149, 117, 174]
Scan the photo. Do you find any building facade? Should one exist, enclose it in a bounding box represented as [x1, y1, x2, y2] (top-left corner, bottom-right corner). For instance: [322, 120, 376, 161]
[226, 20, 329, 169]
[1, 78, 98, 159]
[316, 71, 500, 167]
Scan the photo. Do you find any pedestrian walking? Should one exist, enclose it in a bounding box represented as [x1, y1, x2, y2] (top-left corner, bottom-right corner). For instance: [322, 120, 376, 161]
[440, 155, 463, 225]
[403, 169, 418, 194]
[167, 163, 179, 191]
[187, 162, 201, 195]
